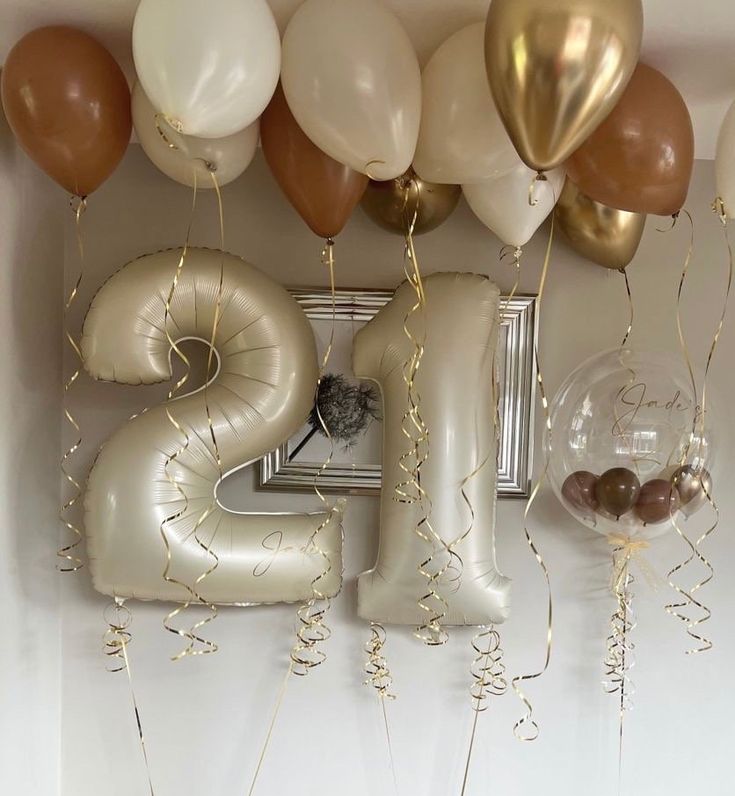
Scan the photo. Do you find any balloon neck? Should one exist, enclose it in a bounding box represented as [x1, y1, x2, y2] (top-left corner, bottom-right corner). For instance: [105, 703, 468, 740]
[535, 171, 548, 183]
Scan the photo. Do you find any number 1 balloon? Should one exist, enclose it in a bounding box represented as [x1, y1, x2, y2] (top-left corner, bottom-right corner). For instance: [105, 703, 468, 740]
[484, 0, 643, 173]
[1, 26, 131, 197]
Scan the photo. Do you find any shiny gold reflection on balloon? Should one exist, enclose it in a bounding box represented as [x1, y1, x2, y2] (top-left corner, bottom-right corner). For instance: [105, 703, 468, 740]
[361, 168, 461, 235]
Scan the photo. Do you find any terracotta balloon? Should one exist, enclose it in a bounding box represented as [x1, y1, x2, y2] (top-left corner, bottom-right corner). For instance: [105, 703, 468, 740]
[1, 26, 131, 197]
[484, 0, 643, 172]
[596, 468, 640, 519]
[556, 179, 646, 270]
[634, 479, 680, 525]
[561, 471, 599, 514]
[566, 64, 694, 216]
[672, 465, 713, 518]
[261, 84, 368, 239]
[361, 169, 461, 235]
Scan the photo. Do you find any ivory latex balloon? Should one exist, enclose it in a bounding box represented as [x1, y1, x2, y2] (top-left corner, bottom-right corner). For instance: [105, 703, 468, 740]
[132, 82, 259, 189]
[281, 0, 421, 180]
[82, 248, 344, 604]
[484, 0, 643, 172]
[555, 179, 646, 270]
[413, 23, 518, 185]
[133, 0, 280, 138]
[715, 99, 735, 219]
[463, 164, 565, 248]
[353, 272, 511, 626]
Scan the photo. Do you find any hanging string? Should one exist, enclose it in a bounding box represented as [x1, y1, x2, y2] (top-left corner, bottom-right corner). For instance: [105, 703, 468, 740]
[512, 216, 556, 741]
[290, 238, 340, 676]
[58, 196, 87, 573]
[620, 268, 635, 348]
[103, 598, 156, 796]
[460, 626, 507, 796]
[364, 622, 398, 795]
[662, 212, 714, 654]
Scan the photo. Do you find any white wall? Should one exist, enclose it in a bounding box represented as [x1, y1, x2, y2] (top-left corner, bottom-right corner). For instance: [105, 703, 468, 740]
[59, 149, 734, 796]
[0, 114, 63, 791]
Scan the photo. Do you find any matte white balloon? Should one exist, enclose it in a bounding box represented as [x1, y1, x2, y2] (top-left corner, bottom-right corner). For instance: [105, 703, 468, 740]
[133, 0, 280, 138]
[463, 163, 565, 247]
[413, 23, 518, 185]
[281, 0, 421, 181]
[716, 99, 735, 219]
[353, 272, 511, 626]
[82, 248, 343, 604]
[132, 82, 259, 189]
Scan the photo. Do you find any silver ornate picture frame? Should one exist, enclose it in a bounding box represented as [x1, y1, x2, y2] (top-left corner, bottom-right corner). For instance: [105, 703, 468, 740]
[259, 287, 538, 498]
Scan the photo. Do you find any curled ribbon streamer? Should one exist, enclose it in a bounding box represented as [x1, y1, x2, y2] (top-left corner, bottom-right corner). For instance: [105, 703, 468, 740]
[528, 172, 548, 208]
[460, 626, 507, 796]
[391, 178, 452, 646]
[58, 196, 88, 573]
[512, 216, 556, 742]
[602, 550, 636, 795]
[620, 267, 634, 349]
[661, 211, 715, 653]
[102, 598, 156, 795]
[364, 622, 398, 794]
[290, 239, 340, 676]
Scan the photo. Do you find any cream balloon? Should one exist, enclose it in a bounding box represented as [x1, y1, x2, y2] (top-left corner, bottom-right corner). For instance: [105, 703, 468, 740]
[413, 23, 518, 185]
[463, 164, 565, 247]
[132, 83, 259, 189]
[353, 272, 510, 626]
[133, 0, 280, 138]
[82, 249, 343, 604]
[281, 0, 421, 181]
[715, 99, 735, 219]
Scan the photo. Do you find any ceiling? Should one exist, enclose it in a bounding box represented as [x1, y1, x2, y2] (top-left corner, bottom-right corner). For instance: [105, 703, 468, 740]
[1, 0, 733, 159]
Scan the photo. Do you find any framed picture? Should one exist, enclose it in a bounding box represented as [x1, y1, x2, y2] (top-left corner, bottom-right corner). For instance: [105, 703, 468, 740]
[259, 287, 538, 498]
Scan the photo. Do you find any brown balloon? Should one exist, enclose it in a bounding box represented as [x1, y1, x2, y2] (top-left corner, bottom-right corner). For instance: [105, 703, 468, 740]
[1, 26, 131, 197]
[672, 465, 713, 518]
[561, 471, 600, 514]
[634, 479, 680, 525]
[361, 169, 461, 235]
[261, 84, 368, 239]
[566, 64, 694, 216]
[596, 467, 641, 519]
[555, 179, 646, 270]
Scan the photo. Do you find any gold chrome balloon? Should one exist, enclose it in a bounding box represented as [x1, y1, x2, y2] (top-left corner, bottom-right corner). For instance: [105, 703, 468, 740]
[361, 168, 461, 235]
[672, 465, 713, 519]
[484, 0, 643, 172]
[555, 179, 646, 270]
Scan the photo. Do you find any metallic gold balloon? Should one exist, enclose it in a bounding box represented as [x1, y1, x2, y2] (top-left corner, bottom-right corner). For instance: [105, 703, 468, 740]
[555, 179, 646, 270]
[484, 0, 643, 172]
[672, 465, 713, 518]
[361, 168, 461, 235]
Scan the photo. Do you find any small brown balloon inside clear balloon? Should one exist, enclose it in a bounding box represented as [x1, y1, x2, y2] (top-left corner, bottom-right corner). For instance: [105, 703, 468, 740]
[595, 467, 641, 519]
[634, 478, 680, 525]
[672, 465, 713, 518]
[561, 471, 599, 514]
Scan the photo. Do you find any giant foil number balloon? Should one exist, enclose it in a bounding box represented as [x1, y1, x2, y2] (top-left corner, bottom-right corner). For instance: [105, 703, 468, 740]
[133, 0, 280, 138]
[353, 273, 511, 625]
[82, 249, 343, 603]
[281, 0, 421, 181]
[547, 348, 714, 541]
[484, 0, 643, 172]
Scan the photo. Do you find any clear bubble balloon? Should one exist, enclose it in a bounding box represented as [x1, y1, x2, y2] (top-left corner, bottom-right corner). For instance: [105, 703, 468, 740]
[546, 348, 715, 540]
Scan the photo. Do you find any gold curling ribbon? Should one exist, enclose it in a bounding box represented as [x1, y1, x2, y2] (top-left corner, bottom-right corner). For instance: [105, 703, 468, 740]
[620, 267, 634, 348]
[58, 196, 87, 573]
[290, 238, 341, 675]
[602, 546, 636, 795]
[391, 177, 450, 646]
[528, 172, 549, 208]
[661, 211, 716, 654]
[460, 626, 507, 796]
[512, 216, 556, 742]
[103, 598, 157, 795]
[247, 241, 342, 796]
[364, 622, 399, 795]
